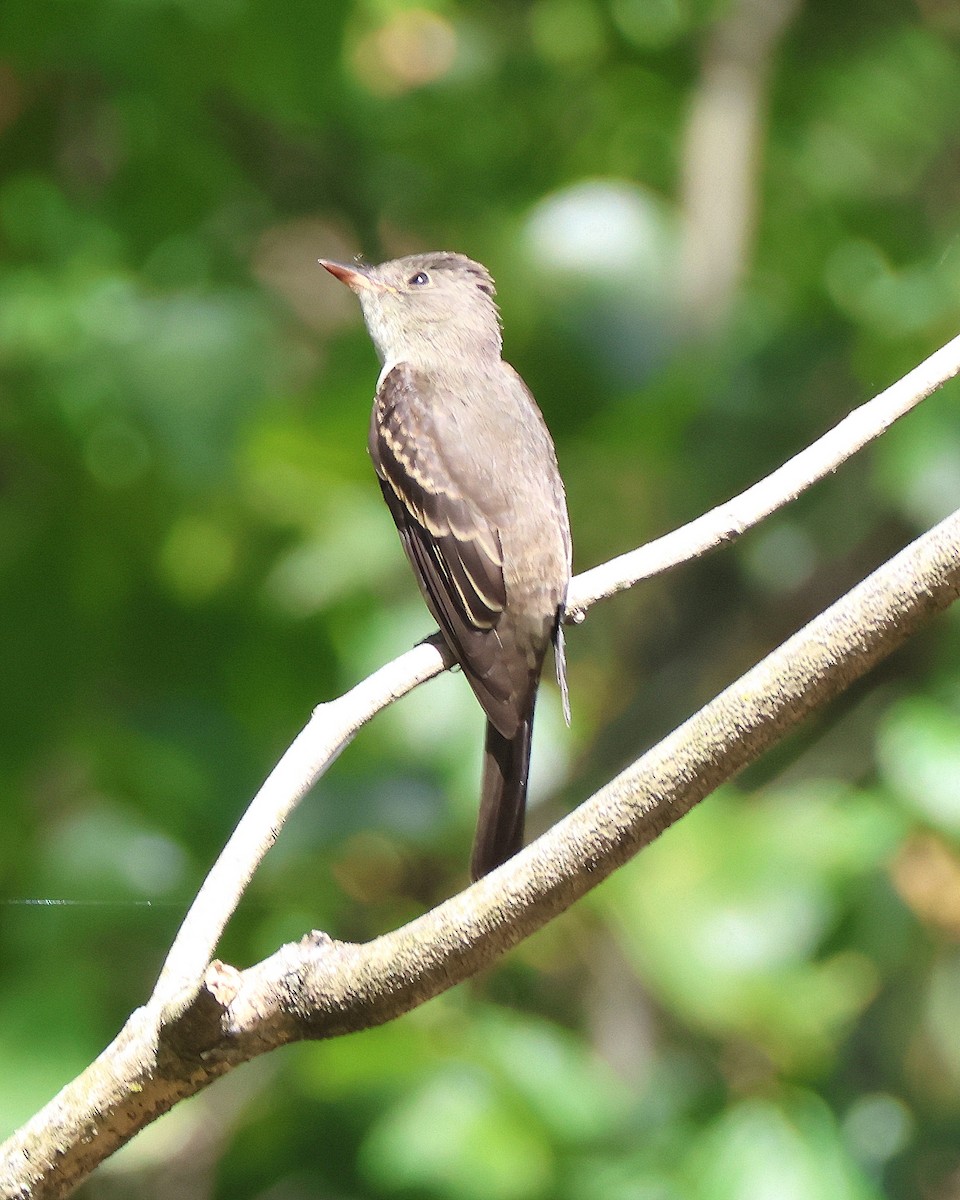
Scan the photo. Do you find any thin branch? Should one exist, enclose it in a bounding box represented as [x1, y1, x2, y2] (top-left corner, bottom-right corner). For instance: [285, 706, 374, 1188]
[567, 328, 960, 617]
[151, 329, 960, 1005]
[153, 635, 454, 1005]
[6, 505, 960, 1200]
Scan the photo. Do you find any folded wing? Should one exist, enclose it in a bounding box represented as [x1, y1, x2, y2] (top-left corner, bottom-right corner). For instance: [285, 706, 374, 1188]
[370, 363, 525, 736]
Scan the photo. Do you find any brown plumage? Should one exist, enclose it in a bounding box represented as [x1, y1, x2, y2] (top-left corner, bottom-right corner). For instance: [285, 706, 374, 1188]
[320, 252, 571, 879]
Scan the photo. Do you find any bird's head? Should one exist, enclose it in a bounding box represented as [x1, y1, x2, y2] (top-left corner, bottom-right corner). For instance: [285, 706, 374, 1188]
[319, 252, 503, 368]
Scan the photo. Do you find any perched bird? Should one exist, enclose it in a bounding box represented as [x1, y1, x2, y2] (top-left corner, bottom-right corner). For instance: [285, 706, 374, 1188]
[319, 252, 571, 880]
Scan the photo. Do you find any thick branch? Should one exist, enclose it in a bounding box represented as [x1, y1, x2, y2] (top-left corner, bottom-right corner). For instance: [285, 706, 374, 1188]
[5, 506, 960, 1200]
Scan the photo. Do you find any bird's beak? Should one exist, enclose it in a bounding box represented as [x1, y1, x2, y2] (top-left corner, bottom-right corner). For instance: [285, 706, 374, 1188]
[318, 259, 376, 292]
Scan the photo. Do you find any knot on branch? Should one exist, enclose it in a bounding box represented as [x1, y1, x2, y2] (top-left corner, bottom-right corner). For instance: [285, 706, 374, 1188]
[157, 960, 242, 1063]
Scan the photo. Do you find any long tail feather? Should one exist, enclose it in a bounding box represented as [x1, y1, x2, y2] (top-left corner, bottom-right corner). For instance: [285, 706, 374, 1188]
[471, 716, 533, 881]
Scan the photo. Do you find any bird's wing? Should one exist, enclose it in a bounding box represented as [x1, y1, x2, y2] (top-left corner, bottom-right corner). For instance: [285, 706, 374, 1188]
[502, 362, 572, 724]
[369, 363, 521, 732]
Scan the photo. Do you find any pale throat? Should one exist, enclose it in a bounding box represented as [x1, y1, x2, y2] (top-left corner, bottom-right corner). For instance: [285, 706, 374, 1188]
[361, 296, 502, 382]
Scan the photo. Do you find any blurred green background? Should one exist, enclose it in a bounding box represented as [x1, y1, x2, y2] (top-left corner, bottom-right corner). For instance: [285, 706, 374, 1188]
[3, 0, 960, 1196]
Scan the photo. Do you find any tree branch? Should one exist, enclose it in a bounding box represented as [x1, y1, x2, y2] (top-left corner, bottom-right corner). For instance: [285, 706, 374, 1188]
[152, 633, 456, 1004]
[150, 329, 960, 1006]
[5, 503, 960, 1200]
[567, 329, 960, 616]
[3, 330, 960, 1200]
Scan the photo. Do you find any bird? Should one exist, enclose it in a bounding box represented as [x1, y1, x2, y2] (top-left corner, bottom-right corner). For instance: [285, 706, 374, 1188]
[319, 251, 571, 880]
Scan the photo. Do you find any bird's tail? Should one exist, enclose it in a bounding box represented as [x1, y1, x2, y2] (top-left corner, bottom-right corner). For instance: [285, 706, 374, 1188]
[471, 714, 533, 881]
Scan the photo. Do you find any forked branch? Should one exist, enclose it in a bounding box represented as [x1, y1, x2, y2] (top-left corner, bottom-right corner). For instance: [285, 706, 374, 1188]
[155, 330, 960, 1002]
[3, 332, 960, 1200]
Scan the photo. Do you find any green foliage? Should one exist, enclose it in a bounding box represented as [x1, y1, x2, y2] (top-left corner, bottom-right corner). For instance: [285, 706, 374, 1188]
[2, 0, 960, 1196]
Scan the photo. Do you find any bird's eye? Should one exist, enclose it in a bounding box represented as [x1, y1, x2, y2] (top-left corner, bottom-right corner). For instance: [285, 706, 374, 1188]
[408, 271, 430, 286]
